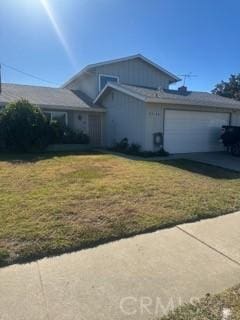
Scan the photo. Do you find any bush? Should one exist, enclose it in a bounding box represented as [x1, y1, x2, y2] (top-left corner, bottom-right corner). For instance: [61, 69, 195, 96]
[48, 120, 63, 144]
[0, 99, 49, 152]
[128, 143, 141, 154]
[49, 121, 89, 144]
[0, 100, 90, 152]
[140, 149, 169, 157]
[111, 138, 169, 157]
[0, 250, 9, 266]
[114, 137, 129, 151]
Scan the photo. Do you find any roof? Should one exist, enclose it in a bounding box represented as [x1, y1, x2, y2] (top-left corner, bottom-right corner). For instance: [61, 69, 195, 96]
[0, 83, 105, 112]
[62, 54, 181, 87]
[94, 83, 240, 110]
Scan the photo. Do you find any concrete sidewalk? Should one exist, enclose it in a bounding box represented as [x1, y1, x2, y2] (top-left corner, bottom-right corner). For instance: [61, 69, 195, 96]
[1, 212, 240, 320]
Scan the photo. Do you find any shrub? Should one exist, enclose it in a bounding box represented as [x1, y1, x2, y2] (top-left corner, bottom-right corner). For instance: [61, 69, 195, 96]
[0, 99, 49, 152]
[48, 120, 64, 144]
[140, 149, 169, 157]
[114, 137, 129, 151]
[62, 127, 89, 144]
[75, 131, 90, 144]
[0, 100, 90, 152]
[49, 122, 90, 144]
[111, 138, 169, 157]
[0, 250, 9, 266]
[128, 143, 141, 154]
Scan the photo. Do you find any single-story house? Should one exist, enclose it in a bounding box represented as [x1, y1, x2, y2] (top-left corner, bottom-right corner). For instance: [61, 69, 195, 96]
[1, 54, 240, 153]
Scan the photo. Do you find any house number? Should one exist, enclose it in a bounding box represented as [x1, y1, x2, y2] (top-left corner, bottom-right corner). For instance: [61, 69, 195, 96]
[149, 112, 160, 116]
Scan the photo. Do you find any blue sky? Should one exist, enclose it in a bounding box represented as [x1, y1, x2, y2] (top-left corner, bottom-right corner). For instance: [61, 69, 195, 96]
[1, 0, 240, 91]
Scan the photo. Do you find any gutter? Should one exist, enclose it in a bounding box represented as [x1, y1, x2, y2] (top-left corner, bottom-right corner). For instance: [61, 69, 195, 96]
[0, 102, 106, 113]
[145, 97, 240, 110]
[39, 104, 106, 112]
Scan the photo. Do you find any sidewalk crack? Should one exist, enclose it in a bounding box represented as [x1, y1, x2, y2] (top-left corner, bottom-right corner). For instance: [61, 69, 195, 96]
[37, 262, 50, 320]
[177, 226, 240, 268]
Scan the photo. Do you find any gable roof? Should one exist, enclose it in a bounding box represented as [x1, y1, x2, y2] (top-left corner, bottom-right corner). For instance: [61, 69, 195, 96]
[62, 54, 181, 87]
[0, 83, 105, 112]
[94, 82, 240, 110]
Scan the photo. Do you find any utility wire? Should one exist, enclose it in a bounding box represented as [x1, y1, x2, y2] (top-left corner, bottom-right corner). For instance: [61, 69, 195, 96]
[1, 62, 59, 86]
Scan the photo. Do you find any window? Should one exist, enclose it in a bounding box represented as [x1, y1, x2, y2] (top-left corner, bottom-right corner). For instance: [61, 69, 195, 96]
[44, 111, 68, 127]
[99, 74, 119, 91]
[44, 112, 51, 122]
[52, 112, 68, 127]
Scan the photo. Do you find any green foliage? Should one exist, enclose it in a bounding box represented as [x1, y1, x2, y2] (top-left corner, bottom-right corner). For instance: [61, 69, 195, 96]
[128, 143, 141, 154]
[49, 121, 90, 144]
[48, 120, 63, 144]
[0, 99, 49, 152]
[0, 100, 90, 152]
[112, 138, 168, 157]
[212, 74, 240, 100]
[0, 250, 9, 266]
[140, 149, 169, 157]
[114, 137, 129, 151]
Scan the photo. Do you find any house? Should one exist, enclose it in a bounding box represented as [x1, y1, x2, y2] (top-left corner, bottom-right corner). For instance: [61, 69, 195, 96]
[1, 54, 240, 153]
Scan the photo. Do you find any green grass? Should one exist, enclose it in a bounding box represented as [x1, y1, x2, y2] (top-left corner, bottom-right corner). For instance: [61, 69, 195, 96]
[161, 285, 240, 319]
[1, 152, 240, 266]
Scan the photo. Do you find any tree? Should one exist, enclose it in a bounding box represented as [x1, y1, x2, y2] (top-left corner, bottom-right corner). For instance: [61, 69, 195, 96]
[0, 99, 49, 152]
[212, 74, 240, 101]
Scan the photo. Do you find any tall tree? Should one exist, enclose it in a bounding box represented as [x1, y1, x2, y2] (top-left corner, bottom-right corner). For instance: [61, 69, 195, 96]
[212, 74, 240, 101]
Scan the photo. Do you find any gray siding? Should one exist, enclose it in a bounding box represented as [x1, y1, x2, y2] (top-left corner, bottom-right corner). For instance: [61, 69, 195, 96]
[67, 72, 97, 100]
[145, 103, 163, 151]
[68, 110, 89, 133]
[102, 90, 147, 149]
[66, 58, 172, 99]
[231, 111, 240, 125]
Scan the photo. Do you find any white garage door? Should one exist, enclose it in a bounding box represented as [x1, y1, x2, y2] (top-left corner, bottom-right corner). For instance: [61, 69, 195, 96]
[164, 109, 230, 153]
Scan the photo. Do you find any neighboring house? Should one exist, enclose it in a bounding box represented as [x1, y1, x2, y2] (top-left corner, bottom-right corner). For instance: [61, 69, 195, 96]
[1, 54, 240, 153]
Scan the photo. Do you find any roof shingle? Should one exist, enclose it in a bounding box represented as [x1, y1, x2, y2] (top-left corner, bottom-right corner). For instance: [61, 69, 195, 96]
[0, 83, 104, 112]
[96, 83, 240, 109]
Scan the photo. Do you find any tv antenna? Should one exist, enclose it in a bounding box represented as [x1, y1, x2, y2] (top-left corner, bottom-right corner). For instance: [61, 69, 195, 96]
[178, 72, 198, 86]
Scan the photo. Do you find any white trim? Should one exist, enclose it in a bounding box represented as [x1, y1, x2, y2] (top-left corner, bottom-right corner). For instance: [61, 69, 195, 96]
[93, 83, 147, 105]
[98, 73, 119, 92]
[40, 104, 106, 112]
[62, 54, 180, 87]
[145, 97, 240, 109]
[0, 101, 106, 112]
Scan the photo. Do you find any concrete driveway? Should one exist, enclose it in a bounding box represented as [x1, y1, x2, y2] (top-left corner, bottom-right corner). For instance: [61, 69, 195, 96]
[146, 151, 240, 172]
[179, 151, 240, 172]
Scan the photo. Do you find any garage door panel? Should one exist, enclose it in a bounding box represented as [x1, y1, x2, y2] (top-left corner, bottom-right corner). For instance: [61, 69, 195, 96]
[164, 110, 230, 154]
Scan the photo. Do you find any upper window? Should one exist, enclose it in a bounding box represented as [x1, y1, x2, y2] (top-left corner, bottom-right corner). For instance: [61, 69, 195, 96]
[99, 74, 119, 92]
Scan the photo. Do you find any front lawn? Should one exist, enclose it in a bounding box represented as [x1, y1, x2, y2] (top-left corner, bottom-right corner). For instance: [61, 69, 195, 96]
[161, 284, 240, 320]
[1, 152, 240, 266]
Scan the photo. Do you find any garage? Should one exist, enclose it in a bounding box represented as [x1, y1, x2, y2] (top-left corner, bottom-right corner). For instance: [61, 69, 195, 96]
[164, 109, 230, 154]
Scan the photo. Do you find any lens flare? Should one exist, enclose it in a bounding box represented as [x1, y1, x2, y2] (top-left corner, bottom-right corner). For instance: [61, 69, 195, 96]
[40, 0, 77, 68]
